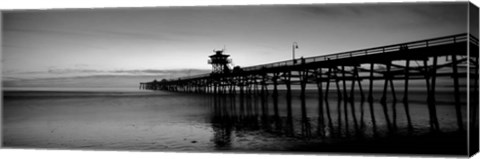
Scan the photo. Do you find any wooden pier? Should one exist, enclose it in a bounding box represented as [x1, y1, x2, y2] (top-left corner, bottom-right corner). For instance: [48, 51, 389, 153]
[141, 33, 479, 131]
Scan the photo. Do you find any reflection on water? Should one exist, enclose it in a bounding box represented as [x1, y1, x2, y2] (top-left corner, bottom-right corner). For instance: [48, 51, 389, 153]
[208, 90, 467, 153]
[3, 90, 468, 154]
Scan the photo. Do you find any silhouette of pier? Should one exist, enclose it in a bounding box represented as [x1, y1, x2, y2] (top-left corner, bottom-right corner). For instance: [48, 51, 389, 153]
[140, 33, 478, 133]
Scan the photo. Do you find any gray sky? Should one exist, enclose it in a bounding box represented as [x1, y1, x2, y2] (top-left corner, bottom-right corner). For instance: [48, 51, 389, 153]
[2, 2, 469, 80]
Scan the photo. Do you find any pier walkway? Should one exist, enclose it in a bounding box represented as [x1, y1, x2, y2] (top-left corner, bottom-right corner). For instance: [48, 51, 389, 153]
[140, 33, 479, 132]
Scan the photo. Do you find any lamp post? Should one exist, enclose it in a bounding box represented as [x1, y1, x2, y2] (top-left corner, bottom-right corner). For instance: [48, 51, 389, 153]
[292, 42, 299, 64]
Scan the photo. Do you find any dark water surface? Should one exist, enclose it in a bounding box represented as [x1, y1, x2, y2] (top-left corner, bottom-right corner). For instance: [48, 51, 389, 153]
[2, 90, 467, 155]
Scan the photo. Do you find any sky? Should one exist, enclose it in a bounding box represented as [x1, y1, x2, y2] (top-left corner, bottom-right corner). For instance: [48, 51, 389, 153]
[1, 2, 471, 90]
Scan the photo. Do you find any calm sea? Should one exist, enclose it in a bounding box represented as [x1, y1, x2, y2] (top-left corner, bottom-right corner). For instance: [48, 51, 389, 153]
[2, 88, 468, 154]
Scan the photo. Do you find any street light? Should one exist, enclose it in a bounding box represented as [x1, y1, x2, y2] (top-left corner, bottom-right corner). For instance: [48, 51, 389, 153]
[292, 42, 299, 64]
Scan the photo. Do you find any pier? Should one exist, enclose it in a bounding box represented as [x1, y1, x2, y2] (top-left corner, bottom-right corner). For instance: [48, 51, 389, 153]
[141, 33, 478, 132]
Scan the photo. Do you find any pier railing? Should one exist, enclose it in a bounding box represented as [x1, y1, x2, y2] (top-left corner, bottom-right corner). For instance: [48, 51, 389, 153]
[242, 33, 470, 72]
[164, 33, 475, 82]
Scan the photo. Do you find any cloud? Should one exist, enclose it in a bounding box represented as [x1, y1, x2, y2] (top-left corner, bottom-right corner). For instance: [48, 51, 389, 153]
[98, 30, 180, 42]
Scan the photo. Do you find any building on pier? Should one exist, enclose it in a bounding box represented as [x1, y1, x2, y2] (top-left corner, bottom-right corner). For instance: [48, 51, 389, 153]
[208, 49, 232, 74]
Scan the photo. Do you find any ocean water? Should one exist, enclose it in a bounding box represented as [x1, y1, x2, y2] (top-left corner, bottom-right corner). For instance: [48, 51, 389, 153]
[2, 89, 468, 154]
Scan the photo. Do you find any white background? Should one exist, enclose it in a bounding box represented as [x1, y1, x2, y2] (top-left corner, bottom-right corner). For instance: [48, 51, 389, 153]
[1, 0, 479, 159]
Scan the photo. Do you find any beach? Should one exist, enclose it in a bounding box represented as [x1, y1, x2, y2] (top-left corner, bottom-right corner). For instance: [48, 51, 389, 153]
[2, 89, 467, 154]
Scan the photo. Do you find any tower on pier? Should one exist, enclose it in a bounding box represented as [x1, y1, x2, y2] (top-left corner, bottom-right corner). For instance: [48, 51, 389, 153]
[208, 49, 232, 74]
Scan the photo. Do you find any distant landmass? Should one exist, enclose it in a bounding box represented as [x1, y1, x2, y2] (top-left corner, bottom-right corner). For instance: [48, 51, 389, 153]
[3, 69, 210, 91]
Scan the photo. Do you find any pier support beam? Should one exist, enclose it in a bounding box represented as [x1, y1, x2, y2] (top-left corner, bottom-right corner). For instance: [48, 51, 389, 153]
[316, 68, 325, 136]
[451, 55, 464, 131]
[368, 63, 375, 102]
[424, 58, 440, 131]
[403, 59, 410, 102]
[300, 69, 311, 137]
[381, 62, 392, 103]
[325, 67, 332, 99]
[285, 71, 294, 136]
[273, 73, 279, 97]
[430, 56, 440, 131]
[341, 65, 349, 135]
